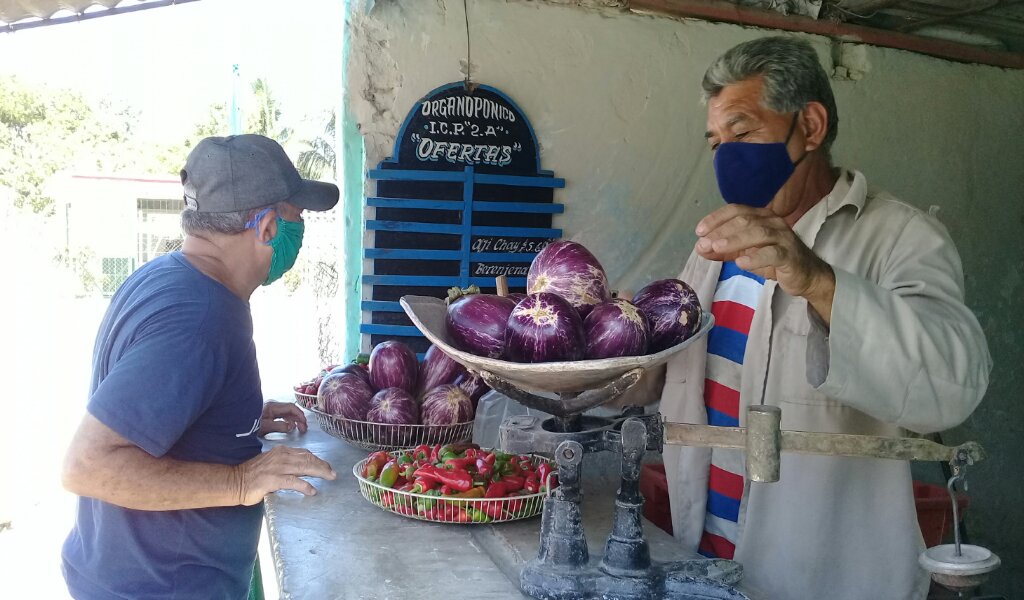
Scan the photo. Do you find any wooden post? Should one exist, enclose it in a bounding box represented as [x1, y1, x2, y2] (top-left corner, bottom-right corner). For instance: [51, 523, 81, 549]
[496, 275, 510, 298]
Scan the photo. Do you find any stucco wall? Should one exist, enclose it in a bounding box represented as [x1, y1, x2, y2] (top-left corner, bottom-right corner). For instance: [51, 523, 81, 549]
[344, 1, 1024, 594]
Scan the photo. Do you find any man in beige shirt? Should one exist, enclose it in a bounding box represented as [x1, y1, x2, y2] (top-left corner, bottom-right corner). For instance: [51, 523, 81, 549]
[644, 37, 991, 599]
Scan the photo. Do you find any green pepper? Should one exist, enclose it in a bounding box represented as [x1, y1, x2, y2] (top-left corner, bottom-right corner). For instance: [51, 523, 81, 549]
[418, 489, 442, 510]
[378, 461, 400, 489]
[397, 453, 414, 465]
[466, 507, 493, 523]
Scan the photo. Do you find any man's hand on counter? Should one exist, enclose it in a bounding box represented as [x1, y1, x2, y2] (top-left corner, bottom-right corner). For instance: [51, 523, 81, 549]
[235, 445, 337, 506]
[695, 204, 835, 326]
[259, 401, 308, 437]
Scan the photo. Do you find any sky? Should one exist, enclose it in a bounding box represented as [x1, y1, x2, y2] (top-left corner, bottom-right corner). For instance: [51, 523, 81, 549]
[0, 0, 343, 143]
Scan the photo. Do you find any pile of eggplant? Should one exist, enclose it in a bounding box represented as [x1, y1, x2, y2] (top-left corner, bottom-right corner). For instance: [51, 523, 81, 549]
[445, 241, 702, 363]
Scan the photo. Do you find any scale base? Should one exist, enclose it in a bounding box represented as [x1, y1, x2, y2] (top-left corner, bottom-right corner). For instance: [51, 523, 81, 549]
[520, 556, 748, 600]
[919, 544, 1001, 595]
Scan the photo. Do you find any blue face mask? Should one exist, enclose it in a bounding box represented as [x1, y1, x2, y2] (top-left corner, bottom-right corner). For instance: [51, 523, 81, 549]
[713, 112, 806, 208]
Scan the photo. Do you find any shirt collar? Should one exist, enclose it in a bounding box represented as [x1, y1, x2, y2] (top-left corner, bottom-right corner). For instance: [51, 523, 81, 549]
[824, 168, 866, 219]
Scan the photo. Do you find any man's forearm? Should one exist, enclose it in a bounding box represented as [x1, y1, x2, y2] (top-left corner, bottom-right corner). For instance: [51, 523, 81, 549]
[63, 441, 243, 511]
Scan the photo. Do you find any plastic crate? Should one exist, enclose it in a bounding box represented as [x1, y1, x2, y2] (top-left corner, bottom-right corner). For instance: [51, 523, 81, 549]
[914, 480, 969, 548]
[638, 466, 965, 548]
[640, 463, 673, 535]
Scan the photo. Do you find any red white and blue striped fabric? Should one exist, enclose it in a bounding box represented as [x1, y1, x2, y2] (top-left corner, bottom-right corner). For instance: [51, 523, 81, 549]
[698, 261, 764, 560]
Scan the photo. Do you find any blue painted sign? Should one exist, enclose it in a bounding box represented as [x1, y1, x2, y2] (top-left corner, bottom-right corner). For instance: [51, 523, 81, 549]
[362, 82, 565, 354]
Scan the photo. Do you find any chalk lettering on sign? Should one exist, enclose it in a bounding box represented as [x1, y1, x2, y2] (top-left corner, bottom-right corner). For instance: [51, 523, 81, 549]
[473, 264, 530, 277]
[421, 95, 517, 123]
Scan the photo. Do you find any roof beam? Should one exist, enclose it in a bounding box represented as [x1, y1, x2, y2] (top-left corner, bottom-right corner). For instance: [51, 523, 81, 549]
[631, 0, 1024, 69]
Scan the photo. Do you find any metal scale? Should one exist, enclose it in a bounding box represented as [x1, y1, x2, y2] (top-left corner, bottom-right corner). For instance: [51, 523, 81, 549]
[400, 296, 1001, 600]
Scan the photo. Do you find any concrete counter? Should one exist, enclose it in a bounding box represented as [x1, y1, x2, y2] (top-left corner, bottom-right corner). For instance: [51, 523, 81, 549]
[262, 416, 748, 599]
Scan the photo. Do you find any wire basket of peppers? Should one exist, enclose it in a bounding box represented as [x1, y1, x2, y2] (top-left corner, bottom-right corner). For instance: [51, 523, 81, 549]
[352, 443, 557, 524]
[294, 393, 475, 452]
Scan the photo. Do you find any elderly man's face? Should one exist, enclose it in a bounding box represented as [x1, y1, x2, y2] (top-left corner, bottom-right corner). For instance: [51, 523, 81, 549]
[705, 75, 809, 215]
[705, 75, 798, 153]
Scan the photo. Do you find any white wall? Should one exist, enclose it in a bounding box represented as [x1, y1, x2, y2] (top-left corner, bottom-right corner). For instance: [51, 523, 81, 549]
[348, 0, 1023, 292]
[345, 1, 1024, 592]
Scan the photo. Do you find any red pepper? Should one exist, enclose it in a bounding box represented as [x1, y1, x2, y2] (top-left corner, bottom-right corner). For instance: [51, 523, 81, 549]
[484, 481, 507, 499]
[463, 448, 479, 459]
[440, 484, 455, 496]
[380, 491, 395, 508]
[420, 465, 473, 491]
[500, 475, 525, 493]
[362, 452, 391, 480]
[542, 474, 558, 492]
[475, 458, 494, 479]
[442, 456, 476, 471]
[481, 500, 508, 520]
[424, 508, 440, 521]
[429, 444, 443, 463]
[524, 475, 540, 494]
[537, 462, 553, 487]
[412, 444, 431, 462]
[440, 504, 470, 523]
[482, 452, 496, 466]
[411, 477, 438, 494]
[413, 464, 444, 484]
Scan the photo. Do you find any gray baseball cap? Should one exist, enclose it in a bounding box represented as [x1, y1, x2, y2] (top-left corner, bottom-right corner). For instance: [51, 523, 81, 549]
[181, 134, 339, 213]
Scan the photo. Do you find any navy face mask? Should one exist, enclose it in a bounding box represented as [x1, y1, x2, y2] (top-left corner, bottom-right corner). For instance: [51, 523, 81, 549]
[713, 112, 805, 208]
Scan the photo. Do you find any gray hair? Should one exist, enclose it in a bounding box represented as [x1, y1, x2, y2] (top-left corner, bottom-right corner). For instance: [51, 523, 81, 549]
[180, 204, 272, 236]
[701, 36, 839, 154]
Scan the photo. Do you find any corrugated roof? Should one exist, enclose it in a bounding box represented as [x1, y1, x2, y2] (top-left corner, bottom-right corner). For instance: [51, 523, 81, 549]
[1, 1, 121, 23]
[1, 0, 194, 30]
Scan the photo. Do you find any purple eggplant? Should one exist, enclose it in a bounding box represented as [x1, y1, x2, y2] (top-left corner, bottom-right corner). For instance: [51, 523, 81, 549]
[632, 279, 703, 353]
[368, 341, 418, 393]
[505, 292, 586, 363]
[366, 387, 419, 425]
[507, 292, 528, 304]
[446, 292, 517, 358]
[421, 384, 475, 425]
[454, 372, 489, 404]
[584, 299, 650, 359]
[329, 363, 374, 390]
[416, 345, 467, 400]
[318, 372, 375, 419]
[527, 241, 610, 318]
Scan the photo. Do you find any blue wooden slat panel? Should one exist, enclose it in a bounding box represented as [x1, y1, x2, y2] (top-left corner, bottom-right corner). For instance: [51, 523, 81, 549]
[363, 275, 461, 286]
[471, 225, 562, 237]
[361, 301, 404, 312]
[473, 173, 565, 188]
[469, 277, 527, 287]
[364, 248, 463, 261]
[460, 166, 474, 287]
[360, 324, 423, 337]
[473, 201, 564, 214]
[469, 252, 537, 262]
[367, 221, 462, 234]
[368, 169, 469, 182]
[367, 197, 465, 210]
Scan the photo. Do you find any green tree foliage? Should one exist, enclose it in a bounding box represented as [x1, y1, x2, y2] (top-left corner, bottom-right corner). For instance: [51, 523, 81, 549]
[0, 75, 139, 214]
[248, 78, 292, 144]
[297, 111, 336, 181]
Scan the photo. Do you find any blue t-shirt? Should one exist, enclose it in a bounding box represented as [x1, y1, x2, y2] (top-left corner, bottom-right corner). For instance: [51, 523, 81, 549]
[62, 252, 265, 600]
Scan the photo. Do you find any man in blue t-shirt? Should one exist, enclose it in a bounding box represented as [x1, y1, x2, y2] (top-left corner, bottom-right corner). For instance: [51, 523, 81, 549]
[61, 134, 340, 600]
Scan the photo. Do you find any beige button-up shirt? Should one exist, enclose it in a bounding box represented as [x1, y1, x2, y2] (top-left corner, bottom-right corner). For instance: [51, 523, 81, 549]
[658, 169, 992, 600]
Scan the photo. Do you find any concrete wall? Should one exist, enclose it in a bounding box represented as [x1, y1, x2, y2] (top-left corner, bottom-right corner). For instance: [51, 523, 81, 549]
[344, 1, 1024, 594]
